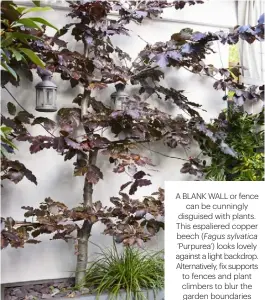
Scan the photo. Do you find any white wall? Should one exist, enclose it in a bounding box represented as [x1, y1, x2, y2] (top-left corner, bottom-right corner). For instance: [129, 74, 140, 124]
[1, 1, 236, 284]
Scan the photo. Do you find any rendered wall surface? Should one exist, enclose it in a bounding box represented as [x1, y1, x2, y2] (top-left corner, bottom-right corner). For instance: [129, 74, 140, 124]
[1, 1, 236, 284]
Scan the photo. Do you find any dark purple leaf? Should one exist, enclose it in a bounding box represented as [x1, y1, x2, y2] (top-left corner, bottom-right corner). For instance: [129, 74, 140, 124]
[64, 149, 77, 161]
[126, 109, 141, 119]
[64, 137, 82, 150]
[192, 32, 206, 41]
[135, 10, 148, 17]
[86, 165, 103, 184]
[181, 43, 192, 54]
[137, 179, 152, 187]
[7, 102, 16, 116]
[155, 53, 168, 68]
[167, 50, 182, 61]
[120, 181, 132, 191]
[32, 117, 56, 131]
[26, 239, 41, 244]
[15, 111, 34, 124]
[129, 181, 138, 195]
[133, 171, 146, 180]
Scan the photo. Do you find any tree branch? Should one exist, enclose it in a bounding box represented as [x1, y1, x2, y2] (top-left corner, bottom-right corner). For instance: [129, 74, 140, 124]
[140, 143, 189, 161]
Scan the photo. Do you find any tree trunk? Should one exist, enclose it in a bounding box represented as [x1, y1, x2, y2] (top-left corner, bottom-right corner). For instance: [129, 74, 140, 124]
[83, 150, 98, 207]
[75, 220, 92, 286]
[75, 91, 98, 286]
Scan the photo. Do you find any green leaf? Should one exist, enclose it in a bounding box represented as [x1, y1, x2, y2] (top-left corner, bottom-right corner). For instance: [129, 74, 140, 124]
[10, 5, 27, 14]
[30, 17, 58, 31]
[10, 48, 23, 62]
[1, 136, 18, 151]
[10, 32, 43, 42]
[19, 48, 45, 68]
[12, 18, 42, 30]
[23, 6, 53, 14]
[228, 90, 235, 98]
[1, 33, 14, 48]
[7, 102, 16, 116]
[0, 126, 13, 136]
[1, 62, 17, 79]
[32, 1, 41, 6]
[1, 49, 10, 63]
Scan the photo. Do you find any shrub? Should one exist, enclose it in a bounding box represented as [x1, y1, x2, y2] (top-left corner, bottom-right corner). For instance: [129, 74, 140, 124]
[83, 244, 164, 300]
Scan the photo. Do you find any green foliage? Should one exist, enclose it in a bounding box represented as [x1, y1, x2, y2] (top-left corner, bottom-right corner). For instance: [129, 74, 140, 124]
[0, 0, 57, 79]
[83, 244, 164, 300]
[203, 108, 264, 181]
[0, 125, 17, 157]
[229, 45, 240, 66]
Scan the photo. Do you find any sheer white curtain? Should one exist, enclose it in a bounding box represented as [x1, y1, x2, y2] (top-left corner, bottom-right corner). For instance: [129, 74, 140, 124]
[237, 0, 264, 86]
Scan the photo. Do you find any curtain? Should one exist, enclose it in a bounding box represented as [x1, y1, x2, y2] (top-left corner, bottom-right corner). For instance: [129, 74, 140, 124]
[237, 0, 264, 86]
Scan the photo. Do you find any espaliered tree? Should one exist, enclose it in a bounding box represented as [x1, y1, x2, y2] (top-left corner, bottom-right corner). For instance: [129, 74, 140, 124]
[1, 1, 264, 286]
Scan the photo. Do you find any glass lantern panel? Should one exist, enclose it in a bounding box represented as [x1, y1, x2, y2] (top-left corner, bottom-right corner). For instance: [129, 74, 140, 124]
[115, 99, 122, 110]
[37, 89, 44, 107]
[46, 89, 54, 105]
[118, 96, 128, 110]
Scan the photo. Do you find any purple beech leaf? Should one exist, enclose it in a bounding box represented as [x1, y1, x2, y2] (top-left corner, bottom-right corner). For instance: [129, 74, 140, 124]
[133, 171, 146, 180]
[64, 137, 82, 150]
[29, 136, 54, 153]
[86, 165, 103, 184]
[238, 25, 255, 35]
[135, 210, 146, 219]
[7, 102, 16, 116]
[120, 181, 133, 191]
[137, 179, 152, 187]
[23, 169, 37, 185]
[192, 32, 207, 41]
[110, 197, 122, 207]
[1, 159, 37, 185]
[111, 111, 124, 118]
[129, 181, 138, 195]
[72, 94, 83, 106]
[135, 10, 148, 17]
[64, 149, 77, 161]
[15, 111, 34, 124]
[167, 50, 182, 61]
[126, 109, 141, 119]
[3, 170, 24, 184]
[32, 117, 56, 131]
[26, 239, 41, 244]
[155, 53, 168, 68]
[181, 43, 192, 54]
[233, 96, 244, 106]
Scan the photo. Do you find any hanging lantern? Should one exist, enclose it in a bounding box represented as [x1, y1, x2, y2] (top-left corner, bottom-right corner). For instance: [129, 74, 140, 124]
[111, 83, 129, 110]
[35, 72, 57, 112]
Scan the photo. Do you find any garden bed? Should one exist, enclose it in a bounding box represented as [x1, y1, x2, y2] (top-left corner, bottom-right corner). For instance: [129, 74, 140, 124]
[3, 280, 164, 300]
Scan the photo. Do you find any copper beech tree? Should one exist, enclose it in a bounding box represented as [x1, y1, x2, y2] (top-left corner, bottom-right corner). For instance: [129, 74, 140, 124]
[1, 1, 264, 285]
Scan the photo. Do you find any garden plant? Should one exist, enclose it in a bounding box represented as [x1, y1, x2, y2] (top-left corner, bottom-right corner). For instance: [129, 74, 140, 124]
[1, 0, 264, 295]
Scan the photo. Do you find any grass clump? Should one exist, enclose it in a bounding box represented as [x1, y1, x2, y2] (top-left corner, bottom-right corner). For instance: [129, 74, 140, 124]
[84, 243, 164, 300]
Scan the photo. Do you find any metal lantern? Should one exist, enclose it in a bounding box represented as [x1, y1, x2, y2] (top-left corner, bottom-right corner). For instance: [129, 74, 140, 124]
[111, 83, 129, 110]
[35, 72, 57, 112]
